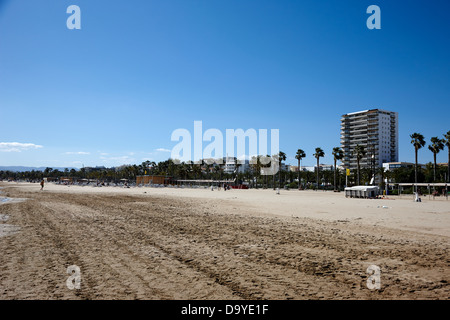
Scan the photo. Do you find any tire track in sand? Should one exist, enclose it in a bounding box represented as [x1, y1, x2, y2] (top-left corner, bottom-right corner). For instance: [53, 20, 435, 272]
[1, 188, 449, 299]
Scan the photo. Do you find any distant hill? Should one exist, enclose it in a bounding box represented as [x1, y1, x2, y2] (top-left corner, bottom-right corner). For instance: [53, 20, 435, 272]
[0, 166, 78, 172]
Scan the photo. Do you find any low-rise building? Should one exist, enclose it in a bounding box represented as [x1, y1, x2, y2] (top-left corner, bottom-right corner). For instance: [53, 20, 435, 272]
[382, 162, 425, 171]
[297, 164, 334, 172]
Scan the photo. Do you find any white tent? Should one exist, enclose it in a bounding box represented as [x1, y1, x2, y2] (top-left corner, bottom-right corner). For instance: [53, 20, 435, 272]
[345, 186, 379, 198]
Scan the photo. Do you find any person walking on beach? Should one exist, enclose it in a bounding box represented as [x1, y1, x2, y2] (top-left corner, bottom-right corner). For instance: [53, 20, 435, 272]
[40, 179, 44, 190]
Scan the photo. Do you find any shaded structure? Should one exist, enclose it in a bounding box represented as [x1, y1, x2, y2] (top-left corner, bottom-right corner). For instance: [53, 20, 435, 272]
[345, 186, 380, 198]
[395, 183, 448, 199]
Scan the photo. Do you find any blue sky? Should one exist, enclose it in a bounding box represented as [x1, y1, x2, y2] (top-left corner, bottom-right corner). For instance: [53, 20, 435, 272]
[0, 0, 449, 168]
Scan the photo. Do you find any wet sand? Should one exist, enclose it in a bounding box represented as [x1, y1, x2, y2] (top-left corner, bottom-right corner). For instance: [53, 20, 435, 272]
[0, 182, 449, 299]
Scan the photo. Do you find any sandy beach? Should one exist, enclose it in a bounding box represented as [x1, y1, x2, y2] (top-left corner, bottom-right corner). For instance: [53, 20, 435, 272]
[0, 181, 449, 299]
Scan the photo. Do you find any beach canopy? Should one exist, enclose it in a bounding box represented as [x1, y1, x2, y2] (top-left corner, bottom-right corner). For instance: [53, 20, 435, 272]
[344, 186, 379, 198]
[345, 186, 379, 191]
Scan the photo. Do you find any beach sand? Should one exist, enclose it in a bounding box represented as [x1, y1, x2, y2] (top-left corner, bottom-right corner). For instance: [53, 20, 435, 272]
[0, 181, 449, 299]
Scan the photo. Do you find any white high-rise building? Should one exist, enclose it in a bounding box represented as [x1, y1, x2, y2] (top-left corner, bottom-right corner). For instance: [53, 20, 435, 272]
[341, 109, 398, 171]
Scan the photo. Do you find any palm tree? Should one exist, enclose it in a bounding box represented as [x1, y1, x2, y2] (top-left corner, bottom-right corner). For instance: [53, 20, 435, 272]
[384, 168, 393, 194]
[353, 145, 366, 186]
[179, 163, 188, 180]
[272, 154, 277, 190]
[444, 131, 450, 183]
[213, 165, 221, 180]
[278, 151, 286, 189]
[234, 157, 242, 185]
[313, 148, 325, 190]
[250, 155, 263, 189]
[192, 162, 202, 180]
[44, 167, 53, 177]
[258, 154, 271, 188]
[377, 166, 386, 193]
[410, 133, 426, 193]
[332, 147, 344, 191]
[428, 137, 444, 182]
[295, 149, 306, 190]
[169, 159, 177, 178]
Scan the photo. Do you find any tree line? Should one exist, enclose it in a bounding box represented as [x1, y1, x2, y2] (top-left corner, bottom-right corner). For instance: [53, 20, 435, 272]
[1, 131, 449, 190]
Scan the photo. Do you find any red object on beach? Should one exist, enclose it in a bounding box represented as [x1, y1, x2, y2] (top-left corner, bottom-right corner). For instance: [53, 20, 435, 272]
[231, 185, 248, 189]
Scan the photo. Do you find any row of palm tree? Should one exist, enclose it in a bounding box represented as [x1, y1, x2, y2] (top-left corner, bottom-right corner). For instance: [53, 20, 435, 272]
[292, 130, 450, 191]
[138, 131, 450, 189]
[2, 131, 448, 188]
[410, 131, 450, 192]
[294, 147, 335, 190]
[2, 160, 442, 189]
[295, 146, 362, 191]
